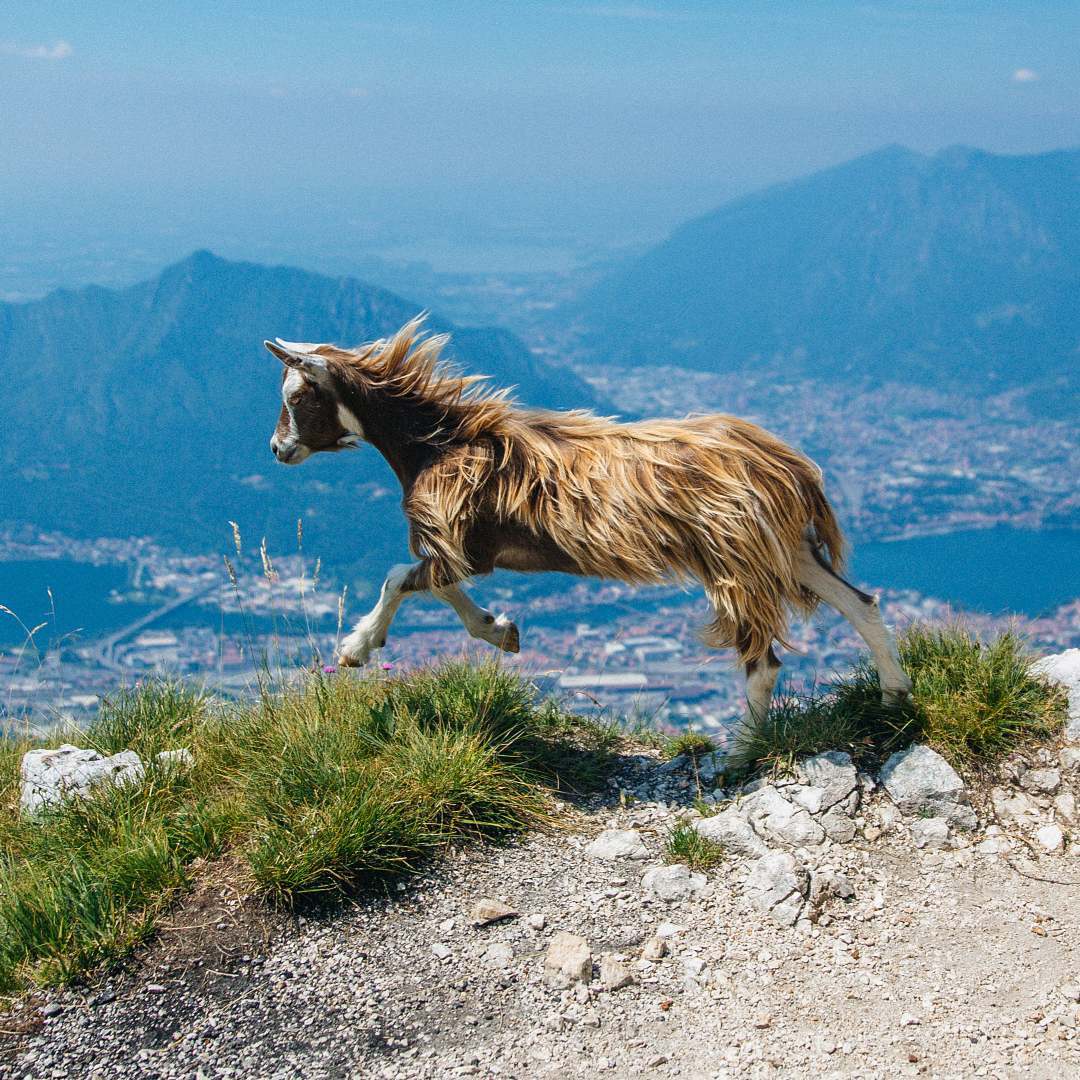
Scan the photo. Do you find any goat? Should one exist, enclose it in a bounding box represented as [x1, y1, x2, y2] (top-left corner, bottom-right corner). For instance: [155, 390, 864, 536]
[264, 317, 912, 731]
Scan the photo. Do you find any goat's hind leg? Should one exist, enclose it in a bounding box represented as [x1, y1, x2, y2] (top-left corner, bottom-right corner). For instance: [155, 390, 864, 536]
[743, 646, 783, 729]
[434, 583, 520, 654]
[796, 542, 913, 704]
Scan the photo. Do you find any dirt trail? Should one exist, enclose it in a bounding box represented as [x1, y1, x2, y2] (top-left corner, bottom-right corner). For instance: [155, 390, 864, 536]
[4, 754, 1080, 1079]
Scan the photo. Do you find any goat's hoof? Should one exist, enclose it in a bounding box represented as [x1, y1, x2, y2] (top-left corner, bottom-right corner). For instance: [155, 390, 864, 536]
[337, 652, 362, 669]
[881, 685, 912, 707]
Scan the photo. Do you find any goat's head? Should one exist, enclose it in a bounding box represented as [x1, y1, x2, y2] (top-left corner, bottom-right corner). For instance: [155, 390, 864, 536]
[263, 339, 365, 465]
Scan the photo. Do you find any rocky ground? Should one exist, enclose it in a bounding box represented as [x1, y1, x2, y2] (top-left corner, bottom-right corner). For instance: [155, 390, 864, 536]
[6, 720, 1080, 1080]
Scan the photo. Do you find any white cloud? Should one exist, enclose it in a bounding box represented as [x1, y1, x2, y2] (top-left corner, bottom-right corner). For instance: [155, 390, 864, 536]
[1, 40, 73, 61]
[346, 87, 370, 99]
[1011, 68, 1039, 83]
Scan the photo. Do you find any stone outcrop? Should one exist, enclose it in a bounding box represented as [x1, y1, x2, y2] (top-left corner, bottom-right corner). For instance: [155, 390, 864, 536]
[879, 744, 977, 829]
[1033, 649, 1080, 741]
[20, 745, 145, 815]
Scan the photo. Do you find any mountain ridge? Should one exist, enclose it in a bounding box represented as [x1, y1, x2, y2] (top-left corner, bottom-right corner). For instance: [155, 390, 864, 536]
[579, 144, 1080, 397]
[0, 252, 604, 575]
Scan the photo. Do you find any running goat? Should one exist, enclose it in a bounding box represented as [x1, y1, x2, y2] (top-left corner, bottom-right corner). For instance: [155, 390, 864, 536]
[264, 317, 912, 729]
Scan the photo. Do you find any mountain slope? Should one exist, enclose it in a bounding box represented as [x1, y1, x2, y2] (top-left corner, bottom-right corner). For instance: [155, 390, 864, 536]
[580, 145, 1080, 391]
[0, 252, 602, 573]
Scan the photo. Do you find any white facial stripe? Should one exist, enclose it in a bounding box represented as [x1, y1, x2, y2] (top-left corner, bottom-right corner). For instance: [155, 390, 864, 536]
[337, 402, 366, 440]
[281, 369, 304, 439]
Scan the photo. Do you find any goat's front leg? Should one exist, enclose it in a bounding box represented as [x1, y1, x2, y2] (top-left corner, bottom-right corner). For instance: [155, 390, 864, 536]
[433, 583, 520, 654]
[337, 561, 521, 667]
[338, 563, 415, 667]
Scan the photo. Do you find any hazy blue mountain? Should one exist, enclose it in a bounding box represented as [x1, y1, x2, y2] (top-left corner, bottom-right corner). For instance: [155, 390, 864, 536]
[580, 145, 1080, 397]
[0, 252, 602, 574]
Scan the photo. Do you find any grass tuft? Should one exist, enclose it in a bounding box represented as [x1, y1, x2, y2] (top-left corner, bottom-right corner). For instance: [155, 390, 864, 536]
[731, 625, 1066, 776]
[665, 731, 716, 760]
[0, 662, 602, 995]
[81, 679, 210, 759]
[664, 820, 725, 872]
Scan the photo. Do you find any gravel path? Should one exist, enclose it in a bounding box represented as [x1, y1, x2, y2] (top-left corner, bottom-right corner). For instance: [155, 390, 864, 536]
[5, 755, 1080, 1079]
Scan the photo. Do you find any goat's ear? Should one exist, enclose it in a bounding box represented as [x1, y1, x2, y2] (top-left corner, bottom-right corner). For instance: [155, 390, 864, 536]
[263, 339, 332, 384]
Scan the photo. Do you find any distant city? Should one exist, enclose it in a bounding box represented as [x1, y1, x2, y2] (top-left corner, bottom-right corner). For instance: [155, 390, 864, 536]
[3, 516, 1077, 742]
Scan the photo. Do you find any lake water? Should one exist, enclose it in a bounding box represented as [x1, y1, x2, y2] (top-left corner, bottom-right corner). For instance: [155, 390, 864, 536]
[0, 560, 151, 647]
[851, 528, 1080, 618]
[0, 528, 1077, 646]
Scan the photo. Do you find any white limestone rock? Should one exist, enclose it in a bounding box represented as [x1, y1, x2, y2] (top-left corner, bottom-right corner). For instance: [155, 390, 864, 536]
[641, 864, 707, 904]
[1032, 650, 1080, 742]
[744, 851, 809, 927]
[819, 807, 858, 844]
[742, 786, 826, 848]
[990, 786, 1042, 827]
[910, 817, 951, 850]
[693, 806, 769, 858]
[1054, 792, 1077, 825]
[788, 785, 826, 815]
[20, 744, 145, 816]
[599, 955, 634, 991]
[543, 932, 592, 988]
[469, 900, 518, 927]
[796, 751, 859, 813]
[1036, 824, 1065, 854]
[1059, 747, 1080, 773]
[1019, 767, 1061, 795]
[879, 744, 977, 829]
[586, 829, 649, 861]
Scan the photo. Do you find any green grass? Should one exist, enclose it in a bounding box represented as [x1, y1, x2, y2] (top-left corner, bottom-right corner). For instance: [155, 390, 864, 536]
[731, 625, 1066, 777]
[664, 820, 725, 872]
[664, 731, 716, 760]
[0, 663, 614, 996]
[0, 625, 1066, 997]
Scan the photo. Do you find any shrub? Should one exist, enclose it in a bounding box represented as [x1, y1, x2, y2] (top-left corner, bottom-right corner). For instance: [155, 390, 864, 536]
[731, 625, 1066, 776]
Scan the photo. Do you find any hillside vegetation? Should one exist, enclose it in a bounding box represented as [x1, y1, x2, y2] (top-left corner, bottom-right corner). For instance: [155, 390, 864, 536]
[732, 625, 1065, 776]
[0, 627, 1065, 999]
[0, 663, 616, 996]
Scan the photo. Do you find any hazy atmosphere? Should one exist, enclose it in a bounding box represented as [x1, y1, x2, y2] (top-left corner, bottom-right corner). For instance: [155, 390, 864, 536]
[4, 1, 1079, 290]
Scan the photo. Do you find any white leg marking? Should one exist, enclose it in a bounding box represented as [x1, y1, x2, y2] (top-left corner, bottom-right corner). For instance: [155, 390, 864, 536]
[796, 544, 913, 703]
[744, 656, 781, 727]
[433, 584, 520, 653]
[730, 652, 782, 755]
[338, 563, 413, 667]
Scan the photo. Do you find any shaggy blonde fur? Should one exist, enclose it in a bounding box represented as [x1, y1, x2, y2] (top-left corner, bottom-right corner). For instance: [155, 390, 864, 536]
[312, 318, 845, 663]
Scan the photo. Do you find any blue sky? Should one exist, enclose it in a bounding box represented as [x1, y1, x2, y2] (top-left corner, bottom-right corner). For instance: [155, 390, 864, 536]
[3, 1, 1078, 267]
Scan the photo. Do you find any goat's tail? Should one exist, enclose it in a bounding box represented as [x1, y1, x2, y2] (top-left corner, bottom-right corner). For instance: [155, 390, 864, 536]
[804, 478, 846, 573]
